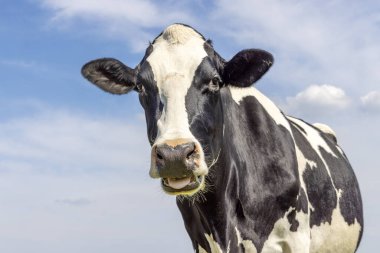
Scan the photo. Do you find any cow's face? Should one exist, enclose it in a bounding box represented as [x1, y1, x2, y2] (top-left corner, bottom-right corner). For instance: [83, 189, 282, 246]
[81, 24, 273, 196]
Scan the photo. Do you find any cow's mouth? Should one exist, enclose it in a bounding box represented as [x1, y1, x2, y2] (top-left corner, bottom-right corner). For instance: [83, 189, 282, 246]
[161, 175, 205, 196]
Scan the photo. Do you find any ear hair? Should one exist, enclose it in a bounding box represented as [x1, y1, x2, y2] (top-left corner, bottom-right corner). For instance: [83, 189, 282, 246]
[223, 49, 273, 87]
[81, 58, 136, 95]
[203, 42, 226, 78]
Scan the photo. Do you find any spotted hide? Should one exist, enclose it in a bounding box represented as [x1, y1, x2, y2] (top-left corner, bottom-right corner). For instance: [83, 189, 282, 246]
[81, 24, 363, 253]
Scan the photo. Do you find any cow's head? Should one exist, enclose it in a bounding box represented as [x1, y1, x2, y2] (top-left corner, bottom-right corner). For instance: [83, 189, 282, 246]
[81, 24, 273, 196]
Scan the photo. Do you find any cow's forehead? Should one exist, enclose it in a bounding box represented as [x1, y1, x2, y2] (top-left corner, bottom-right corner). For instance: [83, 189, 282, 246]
[146, 24, 208, 87]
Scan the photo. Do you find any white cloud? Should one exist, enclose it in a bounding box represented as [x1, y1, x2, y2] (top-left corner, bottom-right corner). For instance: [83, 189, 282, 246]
[285, 84, 350, 116]
[39, 0, 195, 51]
[0, 106, 150, 174]
[41, 0, 188, 26]
[361, 90, 380, 111]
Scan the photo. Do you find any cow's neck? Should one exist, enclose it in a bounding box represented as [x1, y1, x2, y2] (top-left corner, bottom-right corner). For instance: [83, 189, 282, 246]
[177, 87, 299, 252]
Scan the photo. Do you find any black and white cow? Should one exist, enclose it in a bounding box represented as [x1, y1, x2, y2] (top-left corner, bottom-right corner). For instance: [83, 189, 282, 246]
[81, 24, 363, 253]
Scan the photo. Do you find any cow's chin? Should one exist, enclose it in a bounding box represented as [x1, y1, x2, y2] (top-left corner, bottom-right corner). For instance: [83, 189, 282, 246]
[161, 174, 206, 196]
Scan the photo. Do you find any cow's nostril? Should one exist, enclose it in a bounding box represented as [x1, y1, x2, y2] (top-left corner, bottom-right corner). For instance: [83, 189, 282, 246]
[156, 151, 164, 160]
[186, 149, 195, 159]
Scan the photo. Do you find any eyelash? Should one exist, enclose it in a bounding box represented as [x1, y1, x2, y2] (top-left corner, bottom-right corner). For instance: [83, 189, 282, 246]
[208, 77, 221, 92]
[201, 78, 220, 94]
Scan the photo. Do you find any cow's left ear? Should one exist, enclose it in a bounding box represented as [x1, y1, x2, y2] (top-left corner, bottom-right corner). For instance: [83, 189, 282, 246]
[81, 58, 136, 95]
[222, 49, 273, 87]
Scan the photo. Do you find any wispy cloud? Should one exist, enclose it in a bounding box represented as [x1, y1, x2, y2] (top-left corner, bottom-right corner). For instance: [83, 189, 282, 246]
[0, 104, 150, 175]
[0, 59, 48, 72]
[38, 0, 195, 51]
[41, 0, 184, 26]
[361, 90, 380, 111]
[0, 59, 37, 68]
[56, 197, 93, 206]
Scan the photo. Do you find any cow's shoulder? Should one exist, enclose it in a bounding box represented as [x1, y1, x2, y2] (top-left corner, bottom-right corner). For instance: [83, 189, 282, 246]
[228, 86, 291, 131]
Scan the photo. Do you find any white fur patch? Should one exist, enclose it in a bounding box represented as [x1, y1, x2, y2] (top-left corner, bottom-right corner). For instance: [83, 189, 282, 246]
[312, 122, 337, 139]
[235, 227, 258, 253]
[198, 234, 225, 253]
[229, 86, 291, 131]
[147, 25, 207, 143]
[162, 24, 203, 44]
[310, 204, 362, 253]
[261, 208, 310, 253]
[198, 245, 208, 253]
[287, 117, 337, 159]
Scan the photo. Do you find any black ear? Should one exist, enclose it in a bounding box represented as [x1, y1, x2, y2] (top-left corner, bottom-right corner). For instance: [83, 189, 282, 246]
[222, 49, 273, 87]
[81, 58, 136, 95]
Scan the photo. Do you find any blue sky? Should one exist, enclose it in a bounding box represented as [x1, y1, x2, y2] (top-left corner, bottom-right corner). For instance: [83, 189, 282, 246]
[0, 0, 379, 252]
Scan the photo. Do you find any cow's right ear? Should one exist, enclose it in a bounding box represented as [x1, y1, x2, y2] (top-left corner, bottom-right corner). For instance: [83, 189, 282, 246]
[81, 58, 136, 95]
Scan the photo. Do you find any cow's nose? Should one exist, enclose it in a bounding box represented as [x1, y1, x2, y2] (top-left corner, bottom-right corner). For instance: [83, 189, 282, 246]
[156, 142, 196, 161]
[154, 142, 197, 178]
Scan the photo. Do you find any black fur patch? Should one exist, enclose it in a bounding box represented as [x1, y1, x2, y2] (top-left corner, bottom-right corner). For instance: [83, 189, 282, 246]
[320, 138, 363, 243]
[223, 49, 273, 87]
[137, 61, 161, 145]
[290, 122, 337, 227]
[287, 210, 299, 232]
[185, 57, 224, 165]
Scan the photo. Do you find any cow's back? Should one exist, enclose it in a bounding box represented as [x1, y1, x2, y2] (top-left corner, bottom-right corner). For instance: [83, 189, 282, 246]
[288, 116, 363, 253]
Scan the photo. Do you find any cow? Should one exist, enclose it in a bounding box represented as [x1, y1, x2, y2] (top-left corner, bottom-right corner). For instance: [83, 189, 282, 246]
[81, 24, 363, 253]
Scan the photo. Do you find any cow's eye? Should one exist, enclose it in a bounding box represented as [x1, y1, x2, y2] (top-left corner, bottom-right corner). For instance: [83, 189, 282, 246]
[201, 76, 221, 94]
[136, 83, 146, 94]
[209, 76, 221, 92]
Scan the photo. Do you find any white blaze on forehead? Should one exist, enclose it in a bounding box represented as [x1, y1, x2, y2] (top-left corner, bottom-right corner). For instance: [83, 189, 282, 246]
[146, 24, 207, 143]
